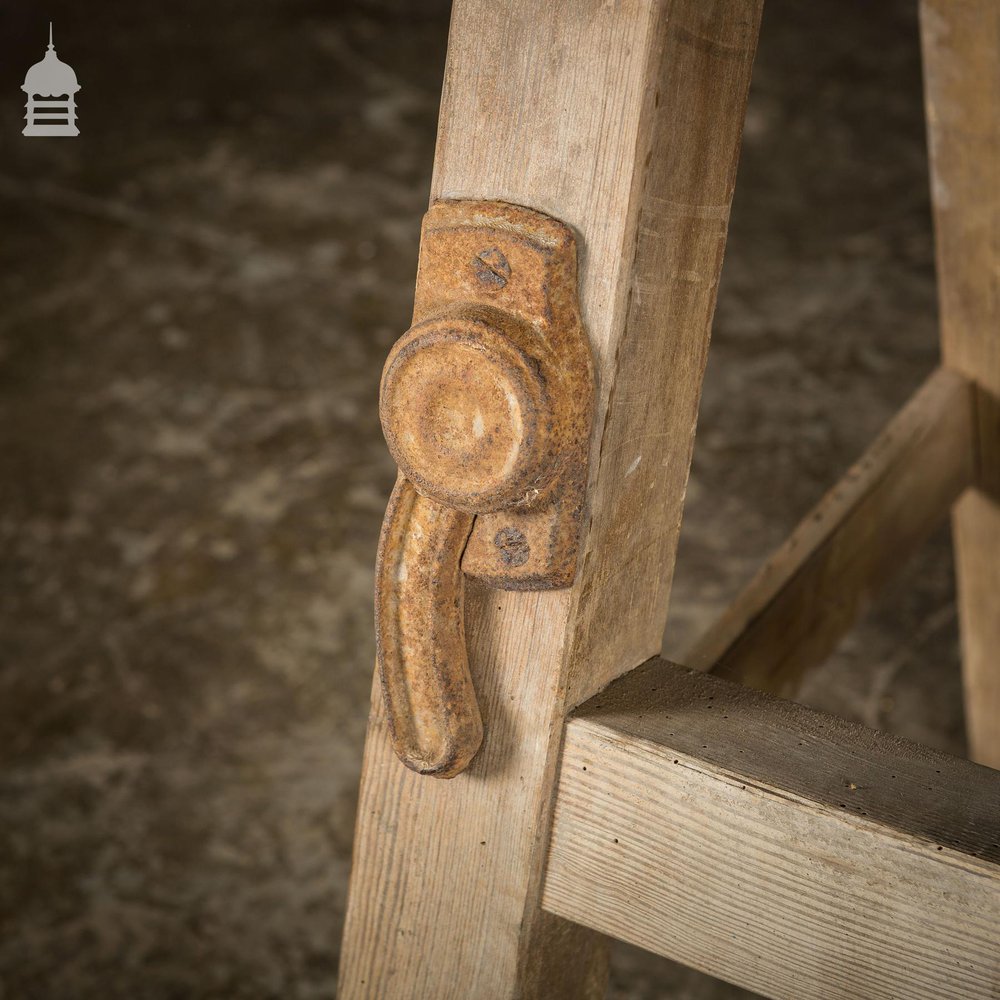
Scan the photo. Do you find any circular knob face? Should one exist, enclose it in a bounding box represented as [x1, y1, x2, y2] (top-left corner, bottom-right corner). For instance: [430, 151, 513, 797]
[380, 310, 552, 512]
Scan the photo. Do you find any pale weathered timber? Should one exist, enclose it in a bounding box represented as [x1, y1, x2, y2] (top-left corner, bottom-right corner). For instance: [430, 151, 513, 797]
[338, 2, 762, 996]
[920, 0, 1000, 768]
[685, 366, 975, 695]
[544, 659, 1000, 1000]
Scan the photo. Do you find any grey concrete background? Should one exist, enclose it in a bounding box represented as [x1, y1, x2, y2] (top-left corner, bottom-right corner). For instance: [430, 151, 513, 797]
[0, 1, 964, 997]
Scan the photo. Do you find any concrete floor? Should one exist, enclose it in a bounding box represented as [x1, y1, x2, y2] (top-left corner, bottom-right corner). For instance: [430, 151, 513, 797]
[0, 2, 965, 997]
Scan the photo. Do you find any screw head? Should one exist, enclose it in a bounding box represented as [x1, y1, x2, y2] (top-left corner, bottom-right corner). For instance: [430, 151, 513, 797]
[494, 527, 530, 566]
[473, 248, 511, 288]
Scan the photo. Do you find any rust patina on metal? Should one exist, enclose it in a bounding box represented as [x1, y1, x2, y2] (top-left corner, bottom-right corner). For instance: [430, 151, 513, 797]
[375, 199, 594, 777]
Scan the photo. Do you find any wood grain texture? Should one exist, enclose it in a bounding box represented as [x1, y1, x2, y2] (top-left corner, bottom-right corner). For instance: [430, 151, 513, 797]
[920, 0, 1000, 768]
[544, 660, 1000, 1000]
[339, 2, 761, 996]
[685, 367, 975, 695]
[563, 0, 765, 702]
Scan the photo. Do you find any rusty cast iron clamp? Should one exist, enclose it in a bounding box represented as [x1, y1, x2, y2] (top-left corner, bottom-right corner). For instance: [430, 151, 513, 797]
[375, 199, 594, 778]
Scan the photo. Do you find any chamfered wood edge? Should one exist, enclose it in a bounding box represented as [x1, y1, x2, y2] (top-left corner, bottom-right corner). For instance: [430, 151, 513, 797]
[542, 660, 1000, 1000]
[684, 365, 975, 695]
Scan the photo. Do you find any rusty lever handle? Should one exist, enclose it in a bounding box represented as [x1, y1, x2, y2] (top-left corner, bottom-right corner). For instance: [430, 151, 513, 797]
[375, 475, 480, 777]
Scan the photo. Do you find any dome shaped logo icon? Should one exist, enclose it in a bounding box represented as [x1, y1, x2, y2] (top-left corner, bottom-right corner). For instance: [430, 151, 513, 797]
[22, 23, 80, 137]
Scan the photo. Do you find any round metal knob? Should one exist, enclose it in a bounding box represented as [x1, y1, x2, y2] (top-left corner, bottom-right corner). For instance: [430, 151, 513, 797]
[379, 307, 553, 514]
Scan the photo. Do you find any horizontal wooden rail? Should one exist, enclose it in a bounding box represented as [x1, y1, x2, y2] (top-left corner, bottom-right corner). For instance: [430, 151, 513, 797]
[685, 366, 975, 694]
[543, 659, 1000, 1000]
